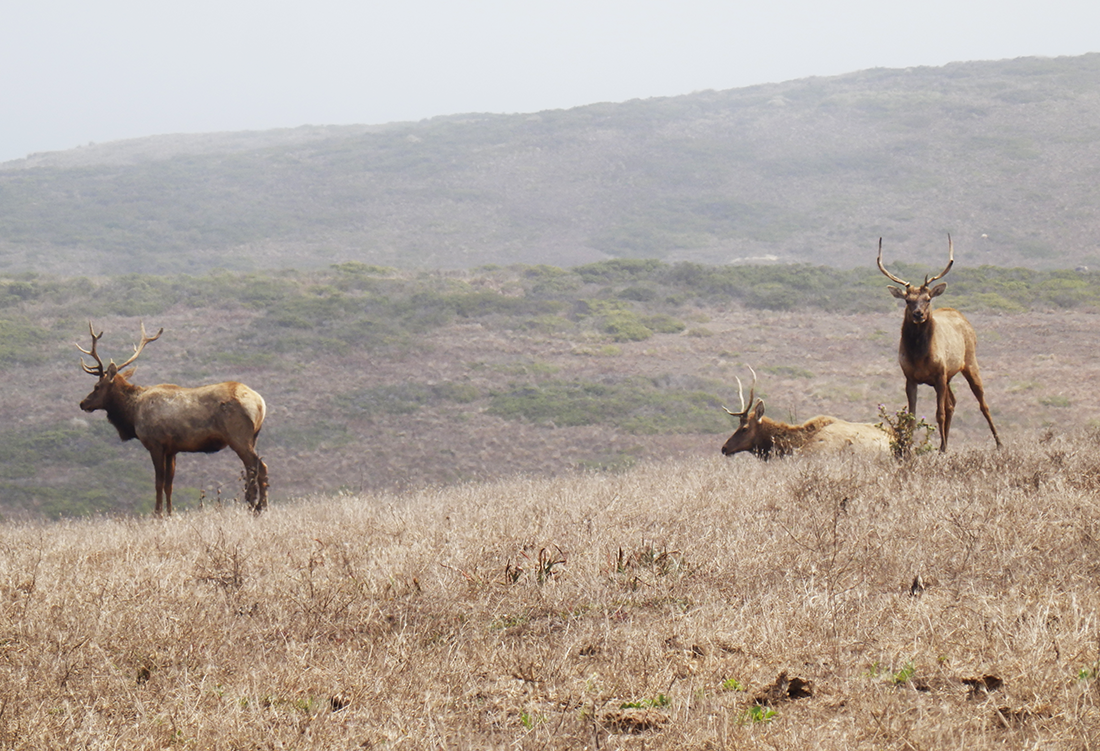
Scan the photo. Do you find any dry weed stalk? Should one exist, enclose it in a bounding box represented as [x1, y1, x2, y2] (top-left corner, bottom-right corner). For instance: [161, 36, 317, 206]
[0, 431, 1099, 747]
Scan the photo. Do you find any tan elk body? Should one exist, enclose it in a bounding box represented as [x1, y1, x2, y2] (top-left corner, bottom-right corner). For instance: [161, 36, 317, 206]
[78, 323, 269, 515]
[721, 370, 890, 458]
[877, 237, 1001, 452]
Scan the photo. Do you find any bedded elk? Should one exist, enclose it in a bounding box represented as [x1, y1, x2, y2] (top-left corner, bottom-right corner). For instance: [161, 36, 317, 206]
[877, 236, 1001, 452]
[721, 369, 890, 458]
[78, 323, 269, 516]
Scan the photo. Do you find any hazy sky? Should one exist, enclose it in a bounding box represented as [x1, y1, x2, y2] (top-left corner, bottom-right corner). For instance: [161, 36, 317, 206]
[3, 0, 1098, 164]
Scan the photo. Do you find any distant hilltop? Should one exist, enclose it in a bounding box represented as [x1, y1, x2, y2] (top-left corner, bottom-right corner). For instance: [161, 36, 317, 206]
[3, 54, 1099, 275]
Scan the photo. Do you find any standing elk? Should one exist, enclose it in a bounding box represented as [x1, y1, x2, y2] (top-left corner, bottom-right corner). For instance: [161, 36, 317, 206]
[721, 369, 890, 458]
[877, 236, 1001, 452]
[78, 322, 269, 516]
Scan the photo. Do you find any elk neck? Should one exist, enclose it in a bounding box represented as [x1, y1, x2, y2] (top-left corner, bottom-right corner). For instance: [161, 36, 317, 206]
[101, 376, 146, 442]
[900, 310, 935, 358]
[751, 426, 776, 458]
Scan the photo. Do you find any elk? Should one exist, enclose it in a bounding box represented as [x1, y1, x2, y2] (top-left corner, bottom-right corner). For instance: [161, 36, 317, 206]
[78, 322, 269, 516]
[877, 235, 1001, 452]
[721, 369, 890, 458]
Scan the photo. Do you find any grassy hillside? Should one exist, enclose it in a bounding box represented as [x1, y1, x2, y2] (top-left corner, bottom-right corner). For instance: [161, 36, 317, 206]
[2, 55, 1100, 273]
[2, 446, 1098, 747]
[2, 261, 1099, 519]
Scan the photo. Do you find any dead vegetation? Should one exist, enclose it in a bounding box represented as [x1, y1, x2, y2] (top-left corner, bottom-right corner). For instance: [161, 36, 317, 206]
[1, 432, 1099, 748]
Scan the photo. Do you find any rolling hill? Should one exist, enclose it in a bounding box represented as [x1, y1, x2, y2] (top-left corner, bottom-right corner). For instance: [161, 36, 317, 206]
[3, 54, 1100, 274]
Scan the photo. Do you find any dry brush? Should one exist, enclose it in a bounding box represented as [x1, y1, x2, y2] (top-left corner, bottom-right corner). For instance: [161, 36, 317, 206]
[0, 429, 1099, 748]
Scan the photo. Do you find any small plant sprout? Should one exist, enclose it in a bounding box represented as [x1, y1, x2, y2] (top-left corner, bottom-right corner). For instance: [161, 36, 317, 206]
[614, 541, 685, 578]
[519, 710, 543, 729]
[531, 546, 567, 585]
[741, 705, 777, 724]
[620, 693, 671, 710]
[506, 546, 567, 585]
[891, 663, 917, 686]
[504, 562, 523, 584]
[1078, 662, 1100, 681]
[721, 678, 745, 692]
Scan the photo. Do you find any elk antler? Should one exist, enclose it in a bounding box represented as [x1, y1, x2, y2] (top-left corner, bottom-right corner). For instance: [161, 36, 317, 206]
[723, 367, 757, 419]
[115, 321, 164, 370]
[876, 238, 910, 287]
[77, 322, 106, 376]
[878, 236, 955, 289]
[923, 234, 954, 287]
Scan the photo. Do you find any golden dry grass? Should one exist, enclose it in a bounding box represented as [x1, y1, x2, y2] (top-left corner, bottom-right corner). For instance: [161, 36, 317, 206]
[3, 430, 1100, 749]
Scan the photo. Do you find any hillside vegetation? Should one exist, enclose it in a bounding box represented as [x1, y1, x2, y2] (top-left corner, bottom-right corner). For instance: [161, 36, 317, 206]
[1, 445, 1098, 747]
[2, 55, 1100, 273]
[3, 260, 1099, 519]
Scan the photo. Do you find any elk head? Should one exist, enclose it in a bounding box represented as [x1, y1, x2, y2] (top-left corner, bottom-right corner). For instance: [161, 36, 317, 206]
[721, 368, 770, 456]
[877, 235, 954, 325]
[77, 321, 163, 412]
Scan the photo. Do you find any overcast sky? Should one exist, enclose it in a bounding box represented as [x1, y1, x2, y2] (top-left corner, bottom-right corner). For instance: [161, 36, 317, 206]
[3, 0, 1098, 164]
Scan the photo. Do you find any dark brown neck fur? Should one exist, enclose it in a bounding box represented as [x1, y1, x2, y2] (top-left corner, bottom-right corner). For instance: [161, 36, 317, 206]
[103, 377, 145, 442]
[900, 314, 934, 359]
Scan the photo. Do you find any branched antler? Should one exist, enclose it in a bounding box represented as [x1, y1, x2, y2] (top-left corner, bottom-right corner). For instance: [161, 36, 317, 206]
[77, 321, 163, 376]
[723, 366, 757, 419]
[77, 322, 106, 376]
[878, 235, 954, 289]
[923, 234, 954, 287]
[115, 321, 163, 370]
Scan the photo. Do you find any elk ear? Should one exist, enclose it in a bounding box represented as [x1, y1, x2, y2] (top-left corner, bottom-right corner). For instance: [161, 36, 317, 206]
[105, 362, 118, 379]
[752, 400, 766, 421]
[887, 285, 906, 299]
[929, 282, 947, 298]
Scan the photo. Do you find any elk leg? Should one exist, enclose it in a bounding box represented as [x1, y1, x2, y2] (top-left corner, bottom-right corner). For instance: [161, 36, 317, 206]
[942, 384, 957, 449]
[962, 369, 1002, 448]
[149, 448, 169, 517]
[245, 464, 258, 511]
[934, 380, 950, 452]
[164, 453, 177, 516]
[231, 442, 267, 512]
[254, 457, 269, 512]
[905, 379, 919, 415]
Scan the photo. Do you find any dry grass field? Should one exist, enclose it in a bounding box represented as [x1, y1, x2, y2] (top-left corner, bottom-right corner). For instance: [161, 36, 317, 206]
[3, 436, 1100, 749]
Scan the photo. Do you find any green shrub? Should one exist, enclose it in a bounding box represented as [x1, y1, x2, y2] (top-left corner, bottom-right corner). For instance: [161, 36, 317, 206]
[0, 279, 42, 307]
[1035, 277, 1091, 308]
[958, 292, 1027, 313]
[603, 314, 653, 342]
[640, 314, 686, 334]
[877, 405, 936, 458]
[0, 318, 51, 364]
[618, 285, 658, 302]
[743, 282, 801, 311]
[523, 315, 573, 334]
